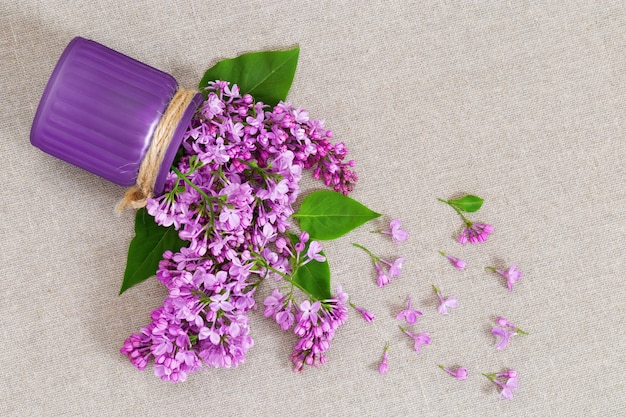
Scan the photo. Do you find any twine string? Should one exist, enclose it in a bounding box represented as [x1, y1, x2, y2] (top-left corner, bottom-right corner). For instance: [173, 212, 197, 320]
[117, 87, 197, 211]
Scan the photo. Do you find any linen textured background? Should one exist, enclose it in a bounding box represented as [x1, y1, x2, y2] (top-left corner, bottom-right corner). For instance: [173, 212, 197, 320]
[1, 1, 625, 416]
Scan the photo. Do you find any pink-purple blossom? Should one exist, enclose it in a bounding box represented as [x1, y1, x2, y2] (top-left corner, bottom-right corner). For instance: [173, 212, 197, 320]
[439, 365, 468, 380]
[458, 222, 494, 245]
[487, 264, 522, 291]
[290, 287, 348, 372]
[381, 219, 408, 243]
[353, 244, 404, 287]
[491, 316, 528, 350]
[400, 326, 431, 353]
[122, 80, 359, 380]
[433, 285, 459, 315]
[395, 295, 423, 324]
[491, 326, 516, 350]
[483, 369, 519, 400]
[350, 302, 375, 322]
[439, 251, 466, 270]
[378, 342, 390, 374]
[374, 263, 390, 287]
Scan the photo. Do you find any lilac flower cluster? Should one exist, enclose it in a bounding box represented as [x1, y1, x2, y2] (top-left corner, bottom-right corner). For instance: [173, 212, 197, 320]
[121, 81, 357, 380]
[458, 222, 494, 245]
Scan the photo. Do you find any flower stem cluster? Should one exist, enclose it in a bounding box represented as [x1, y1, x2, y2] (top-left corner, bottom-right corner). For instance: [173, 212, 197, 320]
[483, 369, 519, 400]
[352, 243, 404, 287]
[438, 198, 493, 244]
[121, 80, 358, 379]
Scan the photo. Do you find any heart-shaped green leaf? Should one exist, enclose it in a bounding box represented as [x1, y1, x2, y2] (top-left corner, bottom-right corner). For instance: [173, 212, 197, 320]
[120, 208, 186, 294]
[199, 47, 300, 106]
[293, 190, 381, 240]
[447, 195, 484, 213]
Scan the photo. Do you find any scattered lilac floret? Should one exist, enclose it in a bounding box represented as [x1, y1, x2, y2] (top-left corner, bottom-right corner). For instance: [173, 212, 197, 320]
[375, 263, 390, 287]
[439, 365, 468, 380]
[498, 264, 522, 291]
[381, 219, 409, 243]
[350, 302, 375, 322]
[491, 326, 516, 350]
[439, 251, 466, 270]
[353, 244, 403, 287]
[433, 285, 458, 315]
[400, 327, 431, 353]
[395, 296, 423, 325]
[487, 264, 522, 291]
[483, 369, 519, 400]
[491, 317, 528, 350]
[378, 343, 390, 374]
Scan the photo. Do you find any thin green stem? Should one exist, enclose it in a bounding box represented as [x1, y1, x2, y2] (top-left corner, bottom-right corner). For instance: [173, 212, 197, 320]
[172, 166, 213, 203]
[352, 243, 380, 263]
[438, 198, 472, 227]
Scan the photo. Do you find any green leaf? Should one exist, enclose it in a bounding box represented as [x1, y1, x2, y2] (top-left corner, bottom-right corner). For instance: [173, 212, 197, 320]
[199, 47, 300, 106]
[288, 235, 331, 301]
[293, 190, 381, 240]
[447, 195, 484, 213]
[120, 208, 187, 294]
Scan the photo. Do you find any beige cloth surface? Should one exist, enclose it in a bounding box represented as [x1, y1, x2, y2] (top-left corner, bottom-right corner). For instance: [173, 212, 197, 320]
[1, 1, 625, 416]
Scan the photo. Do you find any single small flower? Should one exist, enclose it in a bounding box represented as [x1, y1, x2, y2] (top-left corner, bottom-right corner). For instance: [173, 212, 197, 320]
[350, 302, 375, 322]
[378, 342, 390, 374]
[438, 365, 468, 380]
[395, 295, 423, 324]
[491, 326, 515, 350]
[439, 251, 466, 270]
[486, 264, 522, 291]
[491, 317, 528, 350]
[374, 263, 390, 287]
[483, 369, 519, 400]
[433, 285, 458, 315]
[384, 257, 404, 278]
[380, 219, 408, 243]
[399, 326, 431, 353]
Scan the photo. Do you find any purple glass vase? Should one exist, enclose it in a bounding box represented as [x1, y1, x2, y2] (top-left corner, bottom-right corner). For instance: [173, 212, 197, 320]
[30, 37, 203, 195]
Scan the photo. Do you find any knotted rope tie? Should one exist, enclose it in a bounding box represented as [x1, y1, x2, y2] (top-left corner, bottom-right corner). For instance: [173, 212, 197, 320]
[117, 87, 197, 211]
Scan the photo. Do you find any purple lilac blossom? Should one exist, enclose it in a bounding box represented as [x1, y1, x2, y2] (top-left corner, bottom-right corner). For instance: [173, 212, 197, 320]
[483, 369, 519, 400]
[382, 219, 408, 243]
[290, 287, 349, 372]
[439, 365, 469, 380]
[458, 222, 494, 245]
[350, 303, 375, 322]
[395, 296, 423, 324]
[400, 327, 431, 353]
[439, 251, 466, 270]
[122, 81, 358, 380]
[491, 317, 528, 349]
[378, 343, 390, 374]
[491, 326, 516, 350]
[433, 285, 458, 315]
[496, 264, 522, 291]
